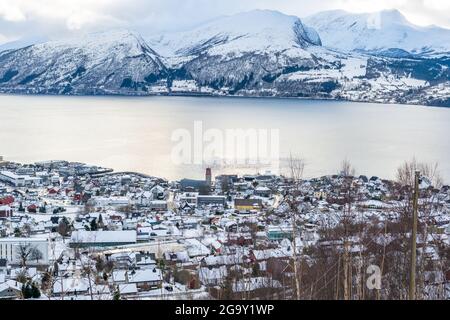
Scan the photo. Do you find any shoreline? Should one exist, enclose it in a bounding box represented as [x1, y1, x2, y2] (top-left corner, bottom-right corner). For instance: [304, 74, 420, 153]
[0, 91, 448, 109]
[1, 158, 448, 187]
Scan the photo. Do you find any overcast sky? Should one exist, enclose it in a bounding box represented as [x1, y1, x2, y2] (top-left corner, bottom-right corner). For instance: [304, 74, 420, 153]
[1, 0, 449, 44]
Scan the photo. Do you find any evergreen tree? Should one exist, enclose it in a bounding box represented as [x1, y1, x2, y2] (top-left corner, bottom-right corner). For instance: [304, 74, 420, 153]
[31, 282, 41, 299]
[113, 287, 121, 300]
[58, 216, 71, 242]
[21, 282, 32, 299]
[14, 227, 22, 237]
[98, 214, 104, 228]
[90, 218, 98, 231]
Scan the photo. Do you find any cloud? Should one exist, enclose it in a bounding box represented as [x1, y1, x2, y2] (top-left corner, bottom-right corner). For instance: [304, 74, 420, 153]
[0, 0, 448, 45]
[0, 2, 26, 21]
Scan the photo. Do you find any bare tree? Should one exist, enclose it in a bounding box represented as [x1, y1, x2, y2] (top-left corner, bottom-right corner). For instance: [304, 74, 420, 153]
[285, 154, 306, 300]
[340, 158, 356, 177]
[30, 247, 43, 264]
[395, 158, 445, 299]
[396, 157, 443, 189]
[16, 243, 33, 267]
[288, 153, 305, 190]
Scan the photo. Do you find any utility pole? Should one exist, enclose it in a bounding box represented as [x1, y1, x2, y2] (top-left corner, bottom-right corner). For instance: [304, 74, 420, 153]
[343, 240, 350, 300]
[409, 171, 420, 300]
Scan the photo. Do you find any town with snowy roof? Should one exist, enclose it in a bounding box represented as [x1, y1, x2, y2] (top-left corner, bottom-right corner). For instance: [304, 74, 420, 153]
[0, 156, 448, 300]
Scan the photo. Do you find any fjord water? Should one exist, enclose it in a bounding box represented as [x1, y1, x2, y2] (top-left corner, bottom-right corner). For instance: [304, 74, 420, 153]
[0, 94, 449, 182]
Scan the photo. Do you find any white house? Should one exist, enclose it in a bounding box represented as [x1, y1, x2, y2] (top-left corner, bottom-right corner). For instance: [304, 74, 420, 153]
[0, 171, 42, 187]
[92, 196, 130, 207]
[112, 268, 162, 291]
[0, 280, 22, 299]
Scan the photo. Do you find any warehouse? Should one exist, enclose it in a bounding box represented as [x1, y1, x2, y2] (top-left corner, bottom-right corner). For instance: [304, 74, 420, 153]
[70, 230, 137, 248]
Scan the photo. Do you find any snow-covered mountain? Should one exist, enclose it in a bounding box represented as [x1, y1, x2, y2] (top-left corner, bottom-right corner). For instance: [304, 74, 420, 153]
[144, 10, 327, 95]
[0, 30, 167, 94]
[0, 9, 449, 106]
[147, 10, 321, 60]
[0, 35, 48, 52]
[304, 9, 450, 55]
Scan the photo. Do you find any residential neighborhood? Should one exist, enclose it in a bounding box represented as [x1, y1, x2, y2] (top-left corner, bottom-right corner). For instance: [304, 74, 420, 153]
[0, 158, 448, 300]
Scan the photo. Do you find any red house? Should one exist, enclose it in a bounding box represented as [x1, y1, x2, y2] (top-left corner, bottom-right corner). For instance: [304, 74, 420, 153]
[0, 205, 13, 218]
[27, 204, 37, 213]
[48, 188, 58, 195]
[0, 196, 14, 205]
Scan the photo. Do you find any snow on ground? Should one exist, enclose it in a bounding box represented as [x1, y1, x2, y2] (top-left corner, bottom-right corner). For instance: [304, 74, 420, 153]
[171, 80, 198, 92]
[286, 54, 367, 82]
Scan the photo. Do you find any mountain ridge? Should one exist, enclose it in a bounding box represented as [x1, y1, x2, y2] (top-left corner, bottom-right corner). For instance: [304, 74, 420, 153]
[303, 9, 450, 55]
[0, 9, 448, 107]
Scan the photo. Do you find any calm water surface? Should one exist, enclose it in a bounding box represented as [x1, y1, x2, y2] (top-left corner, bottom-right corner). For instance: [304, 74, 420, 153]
[0, 94, 449, 182]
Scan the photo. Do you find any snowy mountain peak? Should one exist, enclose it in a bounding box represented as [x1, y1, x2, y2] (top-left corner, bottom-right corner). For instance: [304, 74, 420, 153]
[304, 9, 450, 54]
[146, 10, 321, 58]
[0, 10, 448, 107]
[376, 9, 410, 26]
[38, 29, 157, 55]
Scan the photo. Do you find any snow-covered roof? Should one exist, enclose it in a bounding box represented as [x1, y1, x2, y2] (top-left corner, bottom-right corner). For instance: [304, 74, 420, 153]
[118, 283, 137, 294]
[70, 230, 136, 244]
[0, 280, 22, 293]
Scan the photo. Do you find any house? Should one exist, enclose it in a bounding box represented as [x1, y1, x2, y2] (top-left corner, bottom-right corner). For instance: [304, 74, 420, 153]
[178, 192, 198, 206]
[52, 277, 90, 297]
[93, 196, 130, 207]
[182, 218, 199, 229]
[113, 268, 163, 291]
[135, 253, 157, 269]
[0, 196, 14, 205]
[197, 195, 226, 207]
[254, 186, 271, 197]
[69, 230, 137, 248]
[0, 171, 42, 187]
[267, 226, 293, 241]
[150, 185, 166, 200]
[164, 251, 190, 264]
[227, 233, 253, 246]
[107, 252, 136, 269]
[313, 190, 327, 200]
[118, 283, 138, 297]
[148, 200, 168, 211]
[0, 280, 22, 300]
[234, 198, 263, 211]
[0, 205, 12, 219]
[185, 239, 210, 257]
[27, 204, 37, 213]
[134, 191, 152, 207]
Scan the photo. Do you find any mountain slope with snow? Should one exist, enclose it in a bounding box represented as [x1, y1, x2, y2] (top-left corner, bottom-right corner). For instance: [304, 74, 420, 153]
[0, 10, 448, 106]
[304, 9, 450, 55]
[0, 30, 167, 94]
[147, 10, 327, 95]
[147, 10, 321, 61]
